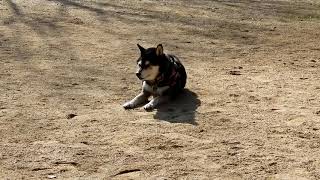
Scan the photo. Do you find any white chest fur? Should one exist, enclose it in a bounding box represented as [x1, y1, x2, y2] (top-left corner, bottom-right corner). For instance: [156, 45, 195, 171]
[143, 81, 169, 96]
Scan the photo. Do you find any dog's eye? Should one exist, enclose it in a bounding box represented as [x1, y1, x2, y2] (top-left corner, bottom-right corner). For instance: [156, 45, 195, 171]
[144, 64, 150, 68]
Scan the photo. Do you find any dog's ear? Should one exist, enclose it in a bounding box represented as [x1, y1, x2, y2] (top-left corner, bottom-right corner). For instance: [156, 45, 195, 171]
[156, 44, 163, 56]
[137, 44, 145, 53]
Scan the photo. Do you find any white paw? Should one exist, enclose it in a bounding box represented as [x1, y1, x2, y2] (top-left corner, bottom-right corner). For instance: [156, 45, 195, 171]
[143, 103, 154, 111]
[123, 101, 134, 109]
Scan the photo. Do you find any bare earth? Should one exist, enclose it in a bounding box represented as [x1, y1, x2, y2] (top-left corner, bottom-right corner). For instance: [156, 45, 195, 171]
[1, 0, 320, 179]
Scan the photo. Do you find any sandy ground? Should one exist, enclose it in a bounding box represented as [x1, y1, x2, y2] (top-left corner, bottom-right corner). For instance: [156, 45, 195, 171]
[1, 0, 320, 179]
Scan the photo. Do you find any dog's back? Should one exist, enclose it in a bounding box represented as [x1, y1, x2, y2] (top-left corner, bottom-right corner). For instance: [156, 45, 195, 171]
[163, 54, 187, 97]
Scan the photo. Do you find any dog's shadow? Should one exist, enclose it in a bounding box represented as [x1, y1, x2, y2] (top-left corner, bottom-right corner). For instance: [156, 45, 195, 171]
[154, 89, 201, 125]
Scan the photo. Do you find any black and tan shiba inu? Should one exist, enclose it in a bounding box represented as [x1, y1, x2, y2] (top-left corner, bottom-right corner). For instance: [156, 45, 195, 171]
[123, 44, 187, 111]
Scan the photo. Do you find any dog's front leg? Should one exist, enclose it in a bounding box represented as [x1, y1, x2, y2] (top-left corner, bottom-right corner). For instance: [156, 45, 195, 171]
[123, 92, 150, 109]
[143, 96, 169, 111]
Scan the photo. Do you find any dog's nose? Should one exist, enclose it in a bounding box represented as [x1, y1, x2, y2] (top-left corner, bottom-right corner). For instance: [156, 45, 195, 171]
[136, 72, 141, 78]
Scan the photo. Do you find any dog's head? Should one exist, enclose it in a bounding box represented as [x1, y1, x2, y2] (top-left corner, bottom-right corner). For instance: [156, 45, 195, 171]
[135, 44, 164, 81]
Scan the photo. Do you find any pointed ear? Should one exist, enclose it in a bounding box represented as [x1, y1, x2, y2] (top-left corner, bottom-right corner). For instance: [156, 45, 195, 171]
[156, 44, 163, 56]
[137, 44, 145, 53]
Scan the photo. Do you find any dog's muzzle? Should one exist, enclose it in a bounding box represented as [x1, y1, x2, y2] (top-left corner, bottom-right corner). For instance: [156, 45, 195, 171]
[136, 72, 142, 80]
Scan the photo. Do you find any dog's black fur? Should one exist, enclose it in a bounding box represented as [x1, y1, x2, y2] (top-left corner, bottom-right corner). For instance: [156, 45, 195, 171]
[123, 44, 187, 111]
[139, 44, 187, 96]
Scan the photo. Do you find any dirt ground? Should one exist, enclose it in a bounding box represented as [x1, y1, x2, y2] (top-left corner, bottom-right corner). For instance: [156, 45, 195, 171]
[1, 0, 320, 179]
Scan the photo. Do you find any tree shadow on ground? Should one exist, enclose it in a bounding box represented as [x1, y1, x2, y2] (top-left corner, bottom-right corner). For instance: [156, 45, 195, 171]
[154, 89, 201, 125]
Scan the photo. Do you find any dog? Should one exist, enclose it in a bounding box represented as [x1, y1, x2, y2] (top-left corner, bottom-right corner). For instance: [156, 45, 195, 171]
[123, 44, 187, 111]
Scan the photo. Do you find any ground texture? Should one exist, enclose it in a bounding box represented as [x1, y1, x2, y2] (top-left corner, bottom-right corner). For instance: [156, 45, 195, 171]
[1, 0, 320, 179]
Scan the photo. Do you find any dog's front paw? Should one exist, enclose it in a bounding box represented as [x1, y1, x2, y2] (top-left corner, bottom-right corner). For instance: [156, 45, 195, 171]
[123, 102, 134, 110]
[143, 103, 154, 111]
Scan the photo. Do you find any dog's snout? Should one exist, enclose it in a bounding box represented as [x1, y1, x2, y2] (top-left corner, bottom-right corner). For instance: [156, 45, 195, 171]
[136, 72, 141, 78]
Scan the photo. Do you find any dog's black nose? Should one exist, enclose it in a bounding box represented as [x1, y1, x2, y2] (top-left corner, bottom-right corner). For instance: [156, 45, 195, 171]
[136, 72, 141, 79]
